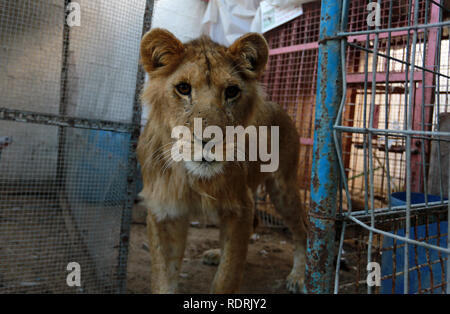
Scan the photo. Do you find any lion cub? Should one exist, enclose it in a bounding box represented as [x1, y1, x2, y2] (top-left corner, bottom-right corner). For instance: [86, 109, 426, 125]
[137, 28, 308, 293]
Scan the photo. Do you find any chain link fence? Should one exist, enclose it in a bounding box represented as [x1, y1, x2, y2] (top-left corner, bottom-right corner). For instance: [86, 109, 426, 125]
[0, 0, 152, 293]
[334, 0, 450, 294]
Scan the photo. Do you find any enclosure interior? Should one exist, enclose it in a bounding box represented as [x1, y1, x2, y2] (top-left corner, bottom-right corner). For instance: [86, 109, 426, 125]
[0, 0, 449, 294]
[0, 0, 147, 293]
[260, 0, 449, 293]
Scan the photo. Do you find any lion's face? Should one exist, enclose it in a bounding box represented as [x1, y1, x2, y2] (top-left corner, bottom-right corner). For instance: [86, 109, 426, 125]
[140, 29, 269, 179]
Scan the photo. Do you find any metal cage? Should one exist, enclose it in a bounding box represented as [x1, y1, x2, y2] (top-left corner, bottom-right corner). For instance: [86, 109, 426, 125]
[260, 0, 449, 293]
[312, 0, 449, 294]
[0, 0, 153, 293]
[332, 0, 450, 294]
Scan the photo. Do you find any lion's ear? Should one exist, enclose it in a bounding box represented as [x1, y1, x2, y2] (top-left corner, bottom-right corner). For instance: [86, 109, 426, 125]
[140, 28, 184, 73]
[228, 33, 269, 79]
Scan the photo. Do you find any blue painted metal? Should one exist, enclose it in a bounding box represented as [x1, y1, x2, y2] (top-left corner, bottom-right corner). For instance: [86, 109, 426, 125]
[383, 192, 448, 293]
[381, 221, 448, 294]
[71, 130, 130, 203]
[304, 0, 343, 294]
[390, 192, 447, 207]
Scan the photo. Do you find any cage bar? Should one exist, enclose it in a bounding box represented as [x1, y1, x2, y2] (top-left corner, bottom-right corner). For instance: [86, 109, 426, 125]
[303, 0, 343, 294]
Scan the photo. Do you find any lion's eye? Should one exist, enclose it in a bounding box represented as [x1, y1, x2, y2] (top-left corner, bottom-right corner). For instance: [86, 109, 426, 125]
[225, 86, 240, 99]
[176, 83, 191, 95]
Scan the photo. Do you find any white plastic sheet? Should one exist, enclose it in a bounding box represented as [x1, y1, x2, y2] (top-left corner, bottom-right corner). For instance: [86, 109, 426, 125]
[201, 0, 314, 46]
[260, 0, 303, 33]
[201, 0, 262, 46]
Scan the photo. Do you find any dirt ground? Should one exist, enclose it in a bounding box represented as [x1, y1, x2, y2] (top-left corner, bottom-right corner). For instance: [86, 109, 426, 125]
[126, 222, 296, 294]
[0, 196, 364, 294]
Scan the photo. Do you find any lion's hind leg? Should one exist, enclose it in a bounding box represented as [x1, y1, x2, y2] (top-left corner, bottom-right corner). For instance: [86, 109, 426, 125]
[266, 176, 308, 293]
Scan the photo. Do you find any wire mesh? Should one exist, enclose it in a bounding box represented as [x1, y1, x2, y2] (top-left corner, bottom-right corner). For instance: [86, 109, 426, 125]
[334, 0, 450, 294]
[0, 0, 151, 293]
[259, 1, 321, 226]
[260, 0, 448, 293]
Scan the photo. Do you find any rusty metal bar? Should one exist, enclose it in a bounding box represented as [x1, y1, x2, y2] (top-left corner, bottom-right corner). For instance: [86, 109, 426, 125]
[347, 72, 422, 83]
[305, 0, 343, 294]
[0, 107, 134, 133]
[447, 153, 450, 293]
[116, 0, 154, 294]
[411, 2, 440, 193]
[345, 42, 450, 81]
[338, 19, 450, 37]
[56, 0, 71, 193]
[347, 215, 450, 255]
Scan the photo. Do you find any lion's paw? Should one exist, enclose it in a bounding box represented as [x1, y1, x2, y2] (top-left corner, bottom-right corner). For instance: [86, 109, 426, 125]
[286, 271, 305, 293]
[202, 248, 221, 266]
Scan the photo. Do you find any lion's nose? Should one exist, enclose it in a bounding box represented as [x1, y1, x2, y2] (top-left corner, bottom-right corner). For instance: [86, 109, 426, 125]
[201, 156, 213, 163]
[199, 139, 215, 163]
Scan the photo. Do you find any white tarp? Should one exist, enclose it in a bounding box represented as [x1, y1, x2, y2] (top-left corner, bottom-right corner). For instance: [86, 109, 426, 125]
[260, 0, 303, 33]
[201, 0, 314, 46]
[201, 0, 262, 46]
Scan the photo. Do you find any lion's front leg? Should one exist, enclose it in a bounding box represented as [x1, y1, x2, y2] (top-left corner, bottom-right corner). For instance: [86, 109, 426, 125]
[146, 211, 189, 293]
[210, 209, 253, 294]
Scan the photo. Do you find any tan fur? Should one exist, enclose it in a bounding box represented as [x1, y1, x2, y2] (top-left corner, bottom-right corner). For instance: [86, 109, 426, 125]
[137, 28, 308, 293]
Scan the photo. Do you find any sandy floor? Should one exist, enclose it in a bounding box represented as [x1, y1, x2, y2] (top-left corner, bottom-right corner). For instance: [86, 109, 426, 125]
[126, 223, 296, 294]
[0, 197, 365, 294]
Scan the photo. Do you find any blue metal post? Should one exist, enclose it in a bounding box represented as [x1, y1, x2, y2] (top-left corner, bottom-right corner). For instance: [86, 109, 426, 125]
[304, 0, 343, 294]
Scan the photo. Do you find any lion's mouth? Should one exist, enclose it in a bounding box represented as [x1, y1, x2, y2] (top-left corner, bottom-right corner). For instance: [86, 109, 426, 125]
[184, 160, 224, 179]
